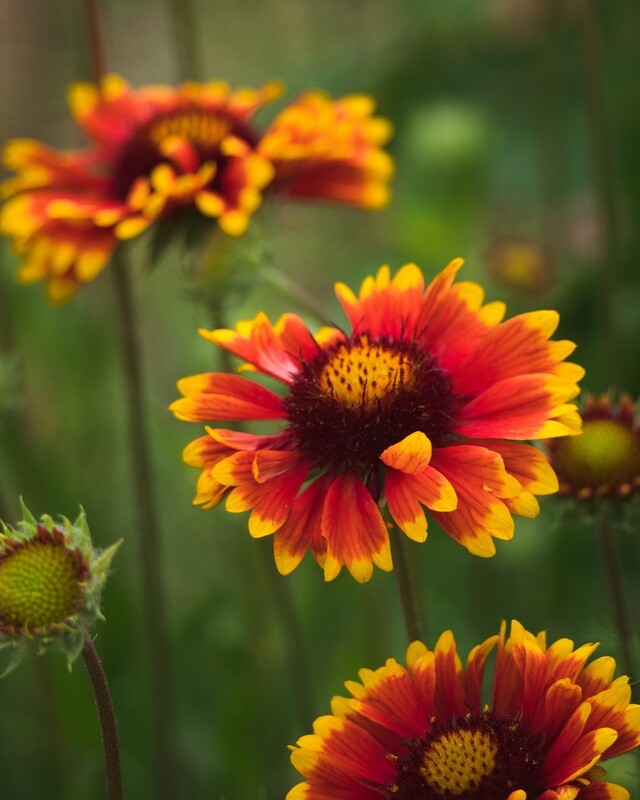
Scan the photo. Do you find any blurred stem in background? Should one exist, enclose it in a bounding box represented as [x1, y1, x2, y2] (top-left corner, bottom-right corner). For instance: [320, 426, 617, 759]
[166, 0, 202, 82]
[84, 2, 176, 797]
[207, 291, 315, 729]
[535, 1, 569, 254]
[82, 630, 123, 800]
[390, 526, 425, 643]
[598, 515, 637, 699]
[168, 0, 317, 730]
[576, 0, 621, 385]
[111, 252, 176, 795]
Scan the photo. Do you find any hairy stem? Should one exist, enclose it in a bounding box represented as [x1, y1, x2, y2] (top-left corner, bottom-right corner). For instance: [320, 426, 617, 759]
[82, 631, 123, 800]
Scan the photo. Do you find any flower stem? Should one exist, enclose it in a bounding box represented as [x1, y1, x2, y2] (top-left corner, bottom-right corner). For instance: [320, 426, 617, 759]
[112, 252, 175, 798]
[576, 0, 621, 384]
[257, 539, 314, 727]
[598, 515, 637, 694]
[166, 0, 203, 81]
[84, 0, 108, 85]
[390, 525, 425, 643]
[82, 631, 123, 800]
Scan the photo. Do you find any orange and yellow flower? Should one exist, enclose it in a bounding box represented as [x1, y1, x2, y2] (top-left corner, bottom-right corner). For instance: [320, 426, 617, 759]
[0, 75, 393, 303]
[288, 620, 640, 800]
[171, 260, 583, 582]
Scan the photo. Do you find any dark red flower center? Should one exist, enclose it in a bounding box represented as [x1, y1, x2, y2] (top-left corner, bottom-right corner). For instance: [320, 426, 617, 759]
[110, 106, 258, 200]
[282, 333, 458, 480]
[388, 713, 546, 799]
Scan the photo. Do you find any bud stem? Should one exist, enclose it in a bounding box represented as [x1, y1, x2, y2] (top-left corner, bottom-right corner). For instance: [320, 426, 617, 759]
[82, 630, 123, 800]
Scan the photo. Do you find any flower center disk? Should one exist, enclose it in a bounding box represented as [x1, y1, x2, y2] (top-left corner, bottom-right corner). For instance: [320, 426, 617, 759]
[420, 727, 498, 795]
[111, 107, 255, 200]
[0, 539, 84, 632]
[284, 333, 457, 473]
[390, 714, 545, 800]
[555, 419, 640, 489]
[318, 337, 415, 411]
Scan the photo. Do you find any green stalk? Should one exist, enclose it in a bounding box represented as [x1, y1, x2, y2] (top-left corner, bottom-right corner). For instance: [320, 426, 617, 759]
[166, 0, 203, 81]
[111, 253, 175, 798]
[576, 0, 621, 383]
[598, 515, 637, 696]
[390, 525, 425, 644]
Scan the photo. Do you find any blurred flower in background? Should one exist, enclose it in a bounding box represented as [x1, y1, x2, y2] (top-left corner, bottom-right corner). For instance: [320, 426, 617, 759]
[0, 75, 393, 303]
[288, 620, 640, 800]
[547, 393, 640, 501]
[0, 503, 121, 672]
[485, 236, 555, 295]
[172, 259, 583, 582]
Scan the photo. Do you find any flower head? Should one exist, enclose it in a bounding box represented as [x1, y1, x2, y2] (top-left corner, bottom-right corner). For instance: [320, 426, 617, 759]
[171, 260, 583, 582]
[0, 75, 393, 303]
[288, 621, 640, 800]
[547, 394, 640, 501]
[0, 502, 121, 672]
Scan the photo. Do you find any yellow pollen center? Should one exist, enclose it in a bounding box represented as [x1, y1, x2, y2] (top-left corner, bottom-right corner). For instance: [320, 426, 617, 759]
[420, 728, 498, 795]
[318, 338, 415, 411]
[0, 541, 81, 630]
[148, 112, 231, 149]
[556, 419, 640, 489]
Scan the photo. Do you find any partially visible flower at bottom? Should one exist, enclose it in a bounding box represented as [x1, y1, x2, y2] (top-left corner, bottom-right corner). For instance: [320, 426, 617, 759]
[288, 620, 640, 800]
[546, 393, 640, 501]
[0, 502, 121, 672]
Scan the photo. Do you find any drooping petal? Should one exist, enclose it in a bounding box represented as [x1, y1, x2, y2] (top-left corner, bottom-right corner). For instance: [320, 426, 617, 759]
[320, 472, 391, 583]
[430, 445, 521, 555]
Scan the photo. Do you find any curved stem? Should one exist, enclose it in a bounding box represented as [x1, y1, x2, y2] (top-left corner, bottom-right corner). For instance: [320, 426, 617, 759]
[82, 631, 123, 800]
[112, 253, 175, 798]
[390, 525, 425, 643]
[598, 515, 637, 694]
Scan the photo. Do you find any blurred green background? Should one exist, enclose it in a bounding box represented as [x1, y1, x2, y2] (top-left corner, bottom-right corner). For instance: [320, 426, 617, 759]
[1, 0, 640, 797]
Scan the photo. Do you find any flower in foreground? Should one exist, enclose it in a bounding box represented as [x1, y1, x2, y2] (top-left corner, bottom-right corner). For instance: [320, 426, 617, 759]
[546, 393, 640, 501]
[288, 620, 640, 800]
[171, 260, 583, 582]
[0, 74, 393, 303]
[0, 502, 121, 672]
